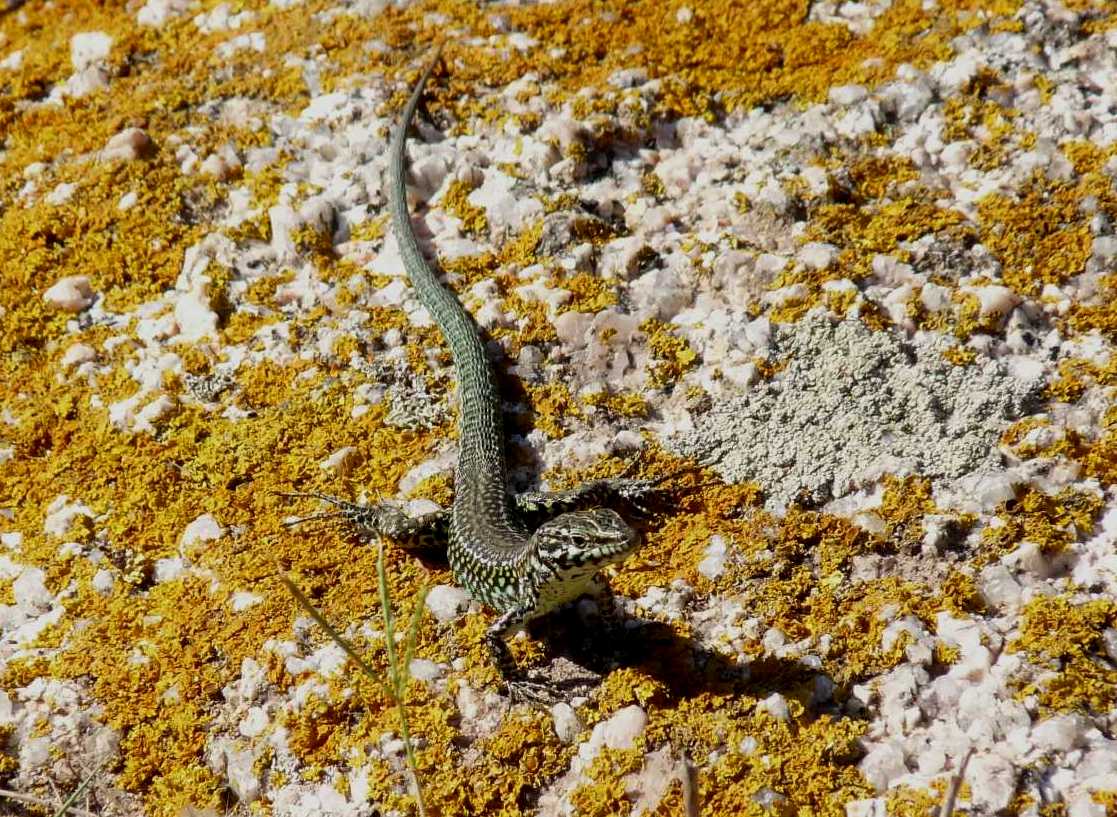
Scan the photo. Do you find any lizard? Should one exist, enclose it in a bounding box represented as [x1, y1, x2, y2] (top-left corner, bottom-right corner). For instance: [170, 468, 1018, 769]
[295, 44, 669, 702]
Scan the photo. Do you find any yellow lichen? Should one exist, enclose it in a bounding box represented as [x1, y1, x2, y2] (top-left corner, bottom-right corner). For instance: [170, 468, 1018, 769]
[1010, 595, 1117, 713]
[942, 345, 977, 365]
[581, 389, 651, 419]
[550, 270, 618, 314]
[641, 319, 698, 388]
[977, 183, 1094, 295]
[440, 179, 489, 237]
[524, 382, 582, 439]
[980, 486, 1104, 561]
[886, 784, 946, 817]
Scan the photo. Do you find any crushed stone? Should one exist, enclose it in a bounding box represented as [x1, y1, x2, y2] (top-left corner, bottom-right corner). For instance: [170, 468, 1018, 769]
[670, 314, 1043, 510]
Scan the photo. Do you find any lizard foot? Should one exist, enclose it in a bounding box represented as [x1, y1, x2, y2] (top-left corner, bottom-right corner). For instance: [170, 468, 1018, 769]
[278, 491, 383, 531]
[278, 491, 449, 549]
[505, 676, 563, 707]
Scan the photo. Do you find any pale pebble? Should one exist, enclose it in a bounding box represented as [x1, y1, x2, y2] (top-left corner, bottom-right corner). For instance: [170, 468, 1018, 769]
[182, 513, 225, 547]
[70, 31, 112, 71]
[425, 585, 471, 622]
[101, 128, 154, 162]
[43, 275, 95, 313]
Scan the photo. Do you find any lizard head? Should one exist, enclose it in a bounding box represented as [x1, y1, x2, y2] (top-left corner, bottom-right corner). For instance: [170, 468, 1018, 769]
[524, 509, 639, 605]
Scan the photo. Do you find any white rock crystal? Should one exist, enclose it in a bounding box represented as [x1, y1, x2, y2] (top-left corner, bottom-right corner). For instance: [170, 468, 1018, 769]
[137, 0, 191, 27]
[425, 585, 471, 622]
[70, 31, 113, 71]
[101, 128, 153, 161]
[43, 275, 95, 313]
[181, 513, 225, 547]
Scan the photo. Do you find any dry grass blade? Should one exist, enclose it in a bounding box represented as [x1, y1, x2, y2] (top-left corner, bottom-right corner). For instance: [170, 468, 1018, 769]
[0, 787, 98, 817]
[375, 540, 429, 817]
[52, 770, 99, 817]
[939, 747, 975, 817]
[277, 571, 392, 699]
[678, 749, 699, 817]
[278, 565, 428, 817]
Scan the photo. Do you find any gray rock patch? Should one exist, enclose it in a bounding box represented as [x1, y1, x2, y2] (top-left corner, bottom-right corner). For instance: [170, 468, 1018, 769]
[670, 315, 1042, 511]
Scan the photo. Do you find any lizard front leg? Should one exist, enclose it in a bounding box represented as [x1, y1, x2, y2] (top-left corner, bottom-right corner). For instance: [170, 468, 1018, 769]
[485, 604, 565, 705]
[281, 491, 449, 552]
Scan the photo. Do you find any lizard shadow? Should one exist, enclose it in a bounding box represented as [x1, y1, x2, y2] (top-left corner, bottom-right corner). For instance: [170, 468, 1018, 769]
[526, 598, 845, 715]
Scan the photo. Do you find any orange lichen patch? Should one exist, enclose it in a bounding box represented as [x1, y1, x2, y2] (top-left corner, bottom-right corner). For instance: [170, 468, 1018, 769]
[1092, 790, 1117, 814]
[0, 0, 347, 347]
[550, 270, 618, 314]
[0, 725, 17, 775]
[395, 712, 572, 813]
[730, 546, 975, 687]
[942, 344, 977, 365]
[1067, 274, 1117, 341]
[1079, 407, 1117, 486]
[553, 674, 875, 816]
[772, 507, 881, 579]
[440, 222, 543, 306]
[640, 171, 668, 202]
[856, 297, 895, 332]
[784, 577, 933, 685]
[778, 191, 971, 329]
[523, 382, 582, 439]
[938, 568, 985, 617]
[641, 319, 698, 388]
[580, 389, 651, 420]
[766, 289, 816, 325]
[610, 472, 975, 687]
[223, 304, 283, 347]
[941, 69, 1009, 145]
[0, 334, 452, 813]
[805, 198, 968, 273]
[847, 154, 921, 201]
[950, 289, 1008, 337]
[1001, 415, 1057, 449]
[1061, 139, 1117, 176]
[0, 0, 1023, 355]
[1003, 406, 1117, 488]
[886, 783, 948, 817]
[500, 290, 560, 349]
[751, 356, 787, 381]
[977, 179, 1097, 296]
[879, 475, 937, 550]
[568, 745, 647, 817]
[979, 486, 1104, 561]
[0, 157, 202, 353]
[1009, 595, 1117, 714]
[942, 70, 1025, 171]
[241, 272, 292, 310]
[617, 484, 765, 593]
[440, 179, 489, 237]
[407, 470, 455, 507]
[317, 0, 1006, 125]
[288, 223, 338, 267]
[699, 710, 872, 816]
[1046, 358, 1098, 403]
